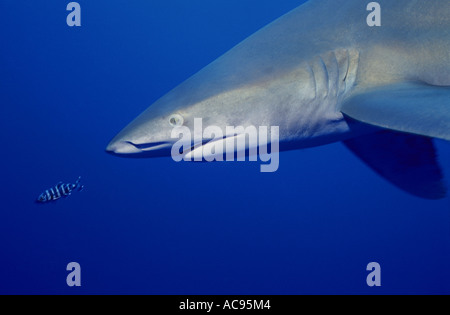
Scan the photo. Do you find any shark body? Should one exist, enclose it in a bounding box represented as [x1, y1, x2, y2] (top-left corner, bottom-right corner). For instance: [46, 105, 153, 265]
[107, 0, 450, 199]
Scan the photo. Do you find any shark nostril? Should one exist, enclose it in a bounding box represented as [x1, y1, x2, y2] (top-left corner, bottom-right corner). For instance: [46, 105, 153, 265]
[106, 139, 174, 157]
[125, 141, 140, 149]
[106, 141, 142, 154]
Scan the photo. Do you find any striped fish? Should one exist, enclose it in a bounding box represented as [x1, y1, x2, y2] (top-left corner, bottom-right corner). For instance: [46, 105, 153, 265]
[36, 177, 84, 203]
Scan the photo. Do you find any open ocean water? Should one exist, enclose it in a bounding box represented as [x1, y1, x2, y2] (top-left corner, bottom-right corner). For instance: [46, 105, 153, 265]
[1, 0, 450, 295]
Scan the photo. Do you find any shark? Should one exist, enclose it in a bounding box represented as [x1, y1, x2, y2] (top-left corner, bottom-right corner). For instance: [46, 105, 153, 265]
[106, 0, 450, 199]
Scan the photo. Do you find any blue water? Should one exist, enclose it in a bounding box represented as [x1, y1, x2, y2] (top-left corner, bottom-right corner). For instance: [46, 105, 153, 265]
[1, 0, 450, 295]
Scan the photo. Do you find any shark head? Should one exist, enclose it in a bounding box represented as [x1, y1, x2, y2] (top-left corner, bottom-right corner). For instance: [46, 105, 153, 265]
[106, 13, 359, 159]
[105, 0, 369, 160]
[105, 53, 344, 159]
[110, 51, 296, 159]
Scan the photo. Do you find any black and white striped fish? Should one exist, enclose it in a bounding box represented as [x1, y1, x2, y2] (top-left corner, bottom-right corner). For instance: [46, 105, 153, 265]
[36, 177, 84, 203]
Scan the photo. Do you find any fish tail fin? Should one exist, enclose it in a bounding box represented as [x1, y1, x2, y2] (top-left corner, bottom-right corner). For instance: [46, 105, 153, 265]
[75, 176, 84, 192]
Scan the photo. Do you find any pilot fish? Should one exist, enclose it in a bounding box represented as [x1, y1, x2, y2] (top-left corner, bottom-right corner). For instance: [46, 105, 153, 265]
[36, 177, 84, 203]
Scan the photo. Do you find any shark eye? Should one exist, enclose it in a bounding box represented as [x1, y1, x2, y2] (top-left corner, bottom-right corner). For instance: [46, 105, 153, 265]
[169, 114, 184, 127]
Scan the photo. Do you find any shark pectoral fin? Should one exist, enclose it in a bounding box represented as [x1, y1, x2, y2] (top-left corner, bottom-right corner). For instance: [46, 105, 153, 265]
[343, 131, 447, 200]
[341, 83, 450, 141]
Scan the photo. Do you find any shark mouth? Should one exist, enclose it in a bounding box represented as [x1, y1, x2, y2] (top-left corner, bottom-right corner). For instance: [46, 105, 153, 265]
[109, 132, 265, 160]
[126, 134, 246, 158]
[125, 138, 213, 154]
